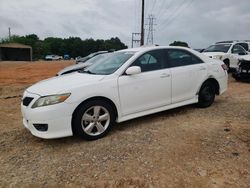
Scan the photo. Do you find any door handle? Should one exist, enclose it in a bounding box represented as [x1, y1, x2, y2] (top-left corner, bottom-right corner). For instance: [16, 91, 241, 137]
[160, 73, 170, 78]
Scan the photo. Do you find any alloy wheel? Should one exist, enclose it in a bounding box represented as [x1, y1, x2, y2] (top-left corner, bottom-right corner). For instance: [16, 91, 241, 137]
[81, 106, 110, 136]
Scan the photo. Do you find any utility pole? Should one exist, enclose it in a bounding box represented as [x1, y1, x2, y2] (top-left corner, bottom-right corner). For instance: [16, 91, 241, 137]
[8, 27, 11, 39]
[132, 33, 141, 48]
[140, 0, 145, 46]
[146, 14, 156, 45]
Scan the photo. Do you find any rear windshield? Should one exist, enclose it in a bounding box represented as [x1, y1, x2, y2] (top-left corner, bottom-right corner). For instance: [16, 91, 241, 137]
[203, 44, 231, 53]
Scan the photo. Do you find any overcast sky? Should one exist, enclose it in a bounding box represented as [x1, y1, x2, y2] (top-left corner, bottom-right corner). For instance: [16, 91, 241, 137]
[0, 0, 250, 48]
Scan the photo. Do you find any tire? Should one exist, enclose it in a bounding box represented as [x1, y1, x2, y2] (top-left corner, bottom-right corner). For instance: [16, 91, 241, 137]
[197, 81, 216, 108]
[72, 100, 115, 140]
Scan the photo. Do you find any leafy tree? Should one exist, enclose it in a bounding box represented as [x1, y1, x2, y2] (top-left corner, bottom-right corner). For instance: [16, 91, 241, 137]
[169, 41, 189, 48]
[0, 34, 128, 60]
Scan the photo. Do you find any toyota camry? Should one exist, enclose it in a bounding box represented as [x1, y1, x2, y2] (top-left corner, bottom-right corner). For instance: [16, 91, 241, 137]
[21, 46, 228, 140]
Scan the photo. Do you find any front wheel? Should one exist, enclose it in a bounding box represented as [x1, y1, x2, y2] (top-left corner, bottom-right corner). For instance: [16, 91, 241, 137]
[72, 100, 115, 140]
[197, 82, 216, 108]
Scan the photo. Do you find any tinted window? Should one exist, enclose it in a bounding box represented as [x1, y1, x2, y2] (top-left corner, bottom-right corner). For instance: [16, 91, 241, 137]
[132, 50, 166, 72]
[231, 45, 246, 54]
[238, 43, 249, 51]
[167, 49, 203, 68]
[203, 44, 231, 53]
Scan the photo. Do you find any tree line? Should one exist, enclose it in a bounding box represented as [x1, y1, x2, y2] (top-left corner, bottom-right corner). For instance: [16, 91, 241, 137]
[0, 34, 128, 60]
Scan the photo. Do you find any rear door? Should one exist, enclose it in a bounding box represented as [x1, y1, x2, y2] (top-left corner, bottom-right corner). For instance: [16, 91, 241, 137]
[230, 44, 248, 68]
[166, 49, 207, 103]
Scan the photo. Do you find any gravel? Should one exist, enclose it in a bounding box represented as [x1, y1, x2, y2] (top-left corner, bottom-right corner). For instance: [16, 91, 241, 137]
[0, 61, 249, 187]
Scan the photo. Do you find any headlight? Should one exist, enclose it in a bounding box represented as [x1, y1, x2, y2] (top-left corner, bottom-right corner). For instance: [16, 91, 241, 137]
[32, 93, 71, 108]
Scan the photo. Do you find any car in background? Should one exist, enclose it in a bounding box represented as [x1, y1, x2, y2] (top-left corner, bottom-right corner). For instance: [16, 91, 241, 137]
[232, 55, 250, 81]
[21, 46, 228, 140]
[202, 41, 249, 69]
[76, 51, 108, 64]
[45, 55, 63, 61]
[57, 53, 111, 76]
[194, 49, 205, 53]
[75, 56, 82, 61]
[63, 54, 70, 60]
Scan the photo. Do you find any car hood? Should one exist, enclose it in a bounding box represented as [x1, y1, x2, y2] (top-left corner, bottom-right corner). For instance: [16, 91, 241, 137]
[239, 54, 250, 61]
[27, 73, 105, 96]
[57, 63, 91, 75]
[202, 52, 225, 57]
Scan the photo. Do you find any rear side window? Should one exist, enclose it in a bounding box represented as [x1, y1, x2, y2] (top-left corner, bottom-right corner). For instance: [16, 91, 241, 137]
[167, 49, 203, 68]
[238, 43, 249, 51]
[132, 50, 166, 72]
[231, 45, 246, 54]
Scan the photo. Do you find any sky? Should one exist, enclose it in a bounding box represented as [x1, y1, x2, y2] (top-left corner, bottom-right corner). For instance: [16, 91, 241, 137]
[0, 0, 250, 48]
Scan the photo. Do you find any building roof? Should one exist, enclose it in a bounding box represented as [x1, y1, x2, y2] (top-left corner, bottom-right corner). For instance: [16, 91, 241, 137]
[0, 43, 31, 49]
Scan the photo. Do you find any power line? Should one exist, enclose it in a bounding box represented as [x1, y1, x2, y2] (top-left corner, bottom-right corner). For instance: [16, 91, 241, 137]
[149, 0, 157, 14]
[160, 0, 195, 29]
[156, 0, 167, 19]
[158, 0, 188, 29]
[157, 0, 175, 20]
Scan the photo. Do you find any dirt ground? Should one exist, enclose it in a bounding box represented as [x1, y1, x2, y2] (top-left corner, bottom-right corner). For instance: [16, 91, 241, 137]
[0, 61, 249, 188]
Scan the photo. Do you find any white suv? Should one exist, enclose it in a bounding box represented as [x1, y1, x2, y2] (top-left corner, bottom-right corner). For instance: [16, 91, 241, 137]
[21, 46, 228, 140]
[203, 41, 249, 69]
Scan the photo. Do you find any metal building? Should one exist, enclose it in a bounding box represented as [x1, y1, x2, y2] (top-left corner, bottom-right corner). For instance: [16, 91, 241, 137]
[0, 43, 32, 61]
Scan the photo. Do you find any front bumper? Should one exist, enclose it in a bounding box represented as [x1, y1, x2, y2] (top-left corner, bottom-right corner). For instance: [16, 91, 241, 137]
[21, 91, 74, 139]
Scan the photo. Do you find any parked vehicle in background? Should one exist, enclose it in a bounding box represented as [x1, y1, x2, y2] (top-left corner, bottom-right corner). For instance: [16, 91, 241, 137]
[45, 55, 63, 61]
[232, 55, 250, 81]
[57, 53, 111, 76]
[76, 51, 108, 64]
[75, 56, 82, 61]
[194, 49, 205, 53]
[202, 41, 249, 69]
[21, 46, 228, 140]
[63, 54, 70, 60]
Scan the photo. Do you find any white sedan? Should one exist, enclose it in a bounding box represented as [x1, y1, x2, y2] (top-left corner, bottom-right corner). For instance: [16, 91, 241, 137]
[21, 46, 228, 140]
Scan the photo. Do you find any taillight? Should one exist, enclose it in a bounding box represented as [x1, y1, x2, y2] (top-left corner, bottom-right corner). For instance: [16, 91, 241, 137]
[221, 64, 228, 71]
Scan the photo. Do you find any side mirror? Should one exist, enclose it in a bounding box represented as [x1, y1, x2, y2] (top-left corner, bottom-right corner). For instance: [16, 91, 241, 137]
[125, 66, 141, 75]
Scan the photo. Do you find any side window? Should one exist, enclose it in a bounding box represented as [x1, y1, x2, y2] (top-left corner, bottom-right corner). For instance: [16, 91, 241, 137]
[132, 50, 165, 72]
[232, 45, 246, 54]
[238, 43, 249, 51]
[167, 49, 203, 68]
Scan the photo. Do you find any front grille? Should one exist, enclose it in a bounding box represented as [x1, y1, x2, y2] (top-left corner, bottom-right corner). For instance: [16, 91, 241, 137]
[22, 97, 34, 106]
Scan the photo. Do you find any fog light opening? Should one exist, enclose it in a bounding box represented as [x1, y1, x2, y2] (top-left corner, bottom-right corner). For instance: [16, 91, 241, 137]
[33, 124, 48, 132]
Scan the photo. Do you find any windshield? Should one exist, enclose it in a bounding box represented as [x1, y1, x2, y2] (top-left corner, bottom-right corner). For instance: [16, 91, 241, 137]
[86, 53, 110, 65]
[87, 53, 97, 58]
[81, 52, 135, 75]
[203, 44, 231, 53]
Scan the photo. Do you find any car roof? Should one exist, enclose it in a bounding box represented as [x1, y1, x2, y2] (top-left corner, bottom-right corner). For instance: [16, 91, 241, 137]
[215, 40, 250, 45]
[119, 46, 192, 53]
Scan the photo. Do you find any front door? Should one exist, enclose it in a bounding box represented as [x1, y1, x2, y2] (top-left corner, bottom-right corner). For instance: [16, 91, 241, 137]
[118, 49, 171, 116]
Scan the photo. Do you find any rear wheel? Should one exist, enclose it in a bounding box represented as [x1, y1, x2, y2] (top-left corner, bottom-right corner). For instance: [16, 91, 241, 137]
[72, 100, 115, 140]
[197, 81, 216, 108]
